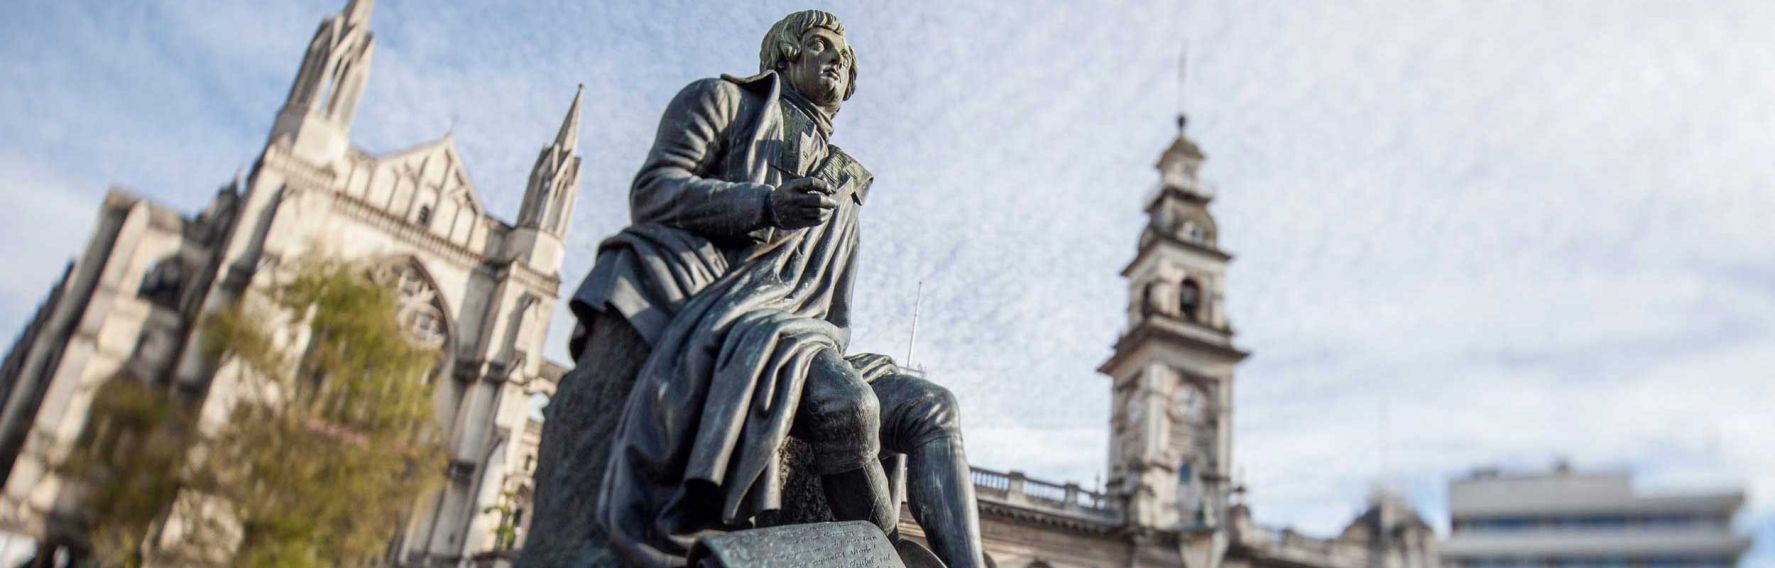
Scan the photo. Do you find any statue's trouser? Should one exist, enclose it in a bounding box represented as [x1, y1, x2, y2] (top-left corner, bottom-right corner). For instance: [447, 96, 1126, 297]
[517, 312, 647, 568]
[798, 352, 987, 568]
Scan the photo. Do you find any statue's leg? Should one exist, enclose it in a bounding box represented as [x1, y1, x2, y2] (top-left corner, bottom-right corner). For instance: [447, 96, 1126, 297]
[517, 312, 648, 568]
[794, 350, 898, 536]
[873, 375, 985, 568]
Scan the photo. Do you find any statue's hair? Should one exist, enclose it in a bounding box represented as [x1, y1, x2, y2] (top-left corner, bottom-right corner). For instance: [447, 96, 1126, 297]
[759, 10, 858, 101]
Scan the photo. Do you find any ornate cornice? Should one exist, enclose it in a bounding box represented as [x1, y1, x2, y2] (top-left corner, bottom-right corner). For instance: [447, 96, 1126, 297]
[1099, 317, 1249, 375]
[1120, 231, 1232, 277]
[977, 500, 1122, 536]
[326, 190, 488, 270]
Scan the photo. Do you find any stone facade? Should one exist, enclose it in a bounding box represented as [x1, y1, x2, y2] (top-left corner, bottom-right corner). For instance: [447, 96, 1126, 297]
[0, 1, 571, 565]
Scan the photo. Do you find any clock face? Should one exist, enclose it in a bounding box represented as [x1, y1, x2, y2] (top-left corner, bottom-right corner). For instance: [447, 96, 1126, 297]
[1175, 384, 1208, 423]
[1124, 394, 1145, 425]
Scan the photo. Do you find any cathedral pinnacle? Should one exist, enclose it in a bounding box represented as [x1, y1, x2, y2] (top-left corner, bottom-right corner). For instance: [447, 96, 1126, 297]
[268, 0, 378, 164]
[516, 86, 586, 235]
[555, 84, 584, 154]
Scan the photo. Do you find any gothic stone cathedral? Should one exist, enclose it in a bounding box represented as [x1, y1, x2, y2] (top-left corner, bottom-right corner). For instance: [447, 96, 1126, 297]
[0, 2, 1442, 567]
[0, 1, 572, 564]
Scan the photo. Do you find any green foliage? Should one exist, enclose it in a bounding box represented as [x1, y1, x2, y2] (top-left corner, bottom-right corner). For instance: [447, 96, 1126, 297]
[68, 259, 446, 567]
[481, 488, 523, 551]
[60, 378, 194, 568]
[198, 260, 448, 567]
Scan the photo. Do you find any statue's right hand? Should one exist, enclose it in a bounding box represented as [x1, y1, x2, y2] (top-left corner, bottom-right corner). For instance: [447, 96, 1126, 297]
[768, 177, 836, 230]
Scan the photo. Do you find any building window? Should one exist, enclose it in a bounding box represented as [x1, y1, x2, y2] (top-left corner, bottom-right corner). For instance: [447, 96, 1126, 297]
[374, 261, 450, 350]
[1179, 279, 1202, 321]
[138, 258, 187, 309]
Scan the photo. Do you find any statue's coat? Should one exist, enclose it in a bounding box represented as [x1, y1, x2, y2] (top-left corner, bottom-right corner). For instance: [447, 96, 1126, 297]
[586, 72, 879, 567]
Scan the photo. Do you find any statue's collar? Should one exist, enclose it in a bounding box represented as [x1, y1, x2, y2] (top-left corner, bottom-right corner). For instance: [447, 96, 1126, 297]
[778, 83, 835, 139]
[723, 71, 834, 139]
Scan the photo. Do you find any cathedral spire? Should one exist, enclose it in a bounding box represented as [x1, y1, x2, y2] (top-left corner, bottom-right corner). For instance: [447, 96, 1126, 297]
[554, 84, 584, 154]
[517, 86, 585, 236]
[268, 0, 378, 164]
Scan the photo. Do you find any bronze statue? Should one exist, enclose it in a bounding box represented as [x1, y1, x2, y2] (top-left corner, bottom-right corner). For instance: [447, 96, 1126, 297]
[522, 10, 983, 568]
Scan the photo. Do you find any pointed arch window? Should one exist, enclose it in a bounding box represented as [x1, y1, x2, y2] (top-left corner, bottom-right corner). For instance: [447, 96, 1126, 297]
[374, 260, 451, 351]
[1178, 279, 1202, 321]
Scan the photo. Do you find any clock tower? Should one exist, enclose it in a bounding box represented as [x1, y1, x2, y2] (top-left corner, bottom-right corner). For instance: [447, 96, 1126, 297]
[1101, 117, 1247, 539]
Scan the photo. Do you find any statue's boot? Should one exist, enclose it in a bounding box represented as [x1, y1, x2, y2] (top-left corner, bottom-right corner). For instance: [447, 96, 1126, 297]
[906, 437, 985, 568]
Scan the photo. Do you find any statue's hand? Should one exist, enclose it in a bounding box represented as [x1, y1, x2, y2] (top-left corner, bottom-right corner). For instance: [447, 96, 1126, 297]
[767, 177, 836, 230]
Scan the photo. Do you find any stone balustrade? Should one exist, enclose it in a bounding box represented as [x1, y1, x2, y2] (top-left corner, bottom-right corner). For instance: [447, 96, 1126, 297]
[969, 466, 1119, 523]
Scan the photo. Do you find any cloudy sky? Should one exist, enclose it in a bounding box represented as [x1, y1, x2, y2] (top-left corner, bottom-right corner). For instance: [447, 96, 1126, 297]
[2, 0, 1770, 561]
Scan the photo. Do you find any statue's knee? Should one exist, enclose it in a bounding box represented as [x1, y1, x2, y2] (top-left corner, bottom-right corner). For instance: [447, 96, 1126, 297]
[891, 380, 963, 449]
[922, 383, 963, 435]
[933, 384, 962, 425]
[812, 381, 880, 440]
[801, 362, 881, 446]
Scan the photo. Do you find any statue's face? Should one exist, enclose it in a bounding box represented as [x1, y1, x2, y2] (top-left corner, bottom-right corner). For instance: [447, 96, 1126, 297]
[785, 27, 851, 109]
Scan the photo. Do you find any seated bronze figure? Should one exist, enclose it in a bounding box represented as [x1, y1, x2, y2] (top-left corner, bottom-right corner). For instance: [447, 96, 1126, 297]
[521, 10, 983, 568]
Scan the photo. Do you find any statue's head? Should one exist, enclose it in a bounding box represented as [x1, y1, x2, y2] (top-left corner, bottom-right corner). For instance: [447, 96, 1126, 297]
[760, 10, 857, 113]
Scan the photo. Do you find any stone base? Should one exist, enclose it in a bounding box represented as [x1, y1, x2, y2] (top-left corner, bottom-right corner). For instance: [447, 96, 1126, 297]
[689, 521, 940, 568]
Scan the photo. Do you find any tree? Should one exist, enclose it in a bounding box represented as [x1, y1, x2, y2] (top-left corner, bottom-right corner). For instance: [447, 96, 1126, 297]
[58, 375, 194, 568]
[64, 260, 446, 567]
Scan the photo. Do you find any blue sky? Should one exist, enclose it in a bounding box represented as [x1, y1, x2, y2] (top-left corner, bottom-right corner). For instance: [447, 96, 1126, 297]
[1, 0, 1770, 561]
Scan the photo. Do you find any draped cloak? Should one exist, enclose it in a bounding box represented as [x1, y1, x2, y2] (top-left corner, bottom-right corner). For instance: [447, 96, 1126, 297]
[595, 73, 881, 567]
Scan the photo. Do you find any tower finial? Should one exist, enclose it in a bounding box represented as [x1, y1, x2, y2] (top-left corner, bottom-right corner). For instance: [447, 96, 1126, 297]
[1176, 0, 1192, 124]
